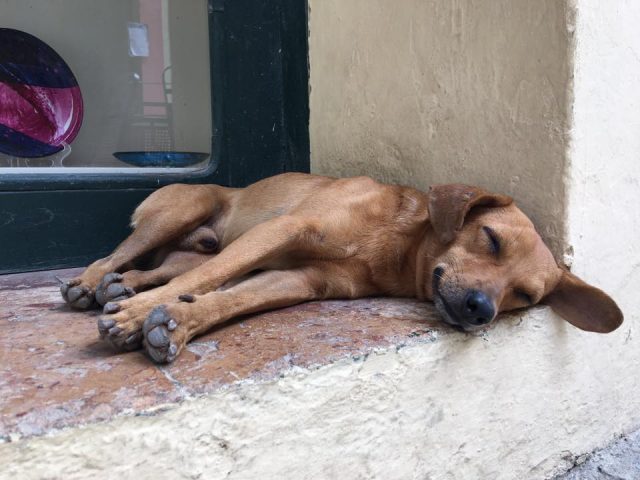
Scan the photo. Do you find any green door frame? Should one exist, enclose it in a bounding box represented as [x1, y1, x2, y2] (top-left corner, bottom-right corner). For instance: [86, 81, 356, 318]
[0, 0, 310, 274]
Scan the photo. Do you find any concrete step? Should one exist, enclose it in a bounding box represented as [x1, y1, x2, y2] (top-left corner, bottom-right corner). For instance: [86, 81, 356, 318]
[0, 268, 442, 441]
[0, 269, 638, 480]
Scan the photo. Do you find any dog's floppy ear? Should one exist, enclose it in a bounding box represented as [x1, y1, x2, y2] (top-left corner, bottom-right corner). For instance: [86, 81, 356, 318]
[427, 184, 513, 244]
[542, 270, 623, 333]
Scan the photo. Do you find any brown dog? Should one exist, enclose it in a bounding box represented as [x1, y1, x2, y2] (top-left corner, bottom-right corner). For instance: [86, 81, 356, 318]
[60, 173, 623, 363]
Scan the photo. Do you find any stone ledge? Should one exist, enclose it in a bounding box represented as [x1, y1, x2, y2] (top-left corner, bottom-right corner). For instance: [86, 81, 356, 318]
[1, 269, 638, 480]
[0, 268, 445, 440]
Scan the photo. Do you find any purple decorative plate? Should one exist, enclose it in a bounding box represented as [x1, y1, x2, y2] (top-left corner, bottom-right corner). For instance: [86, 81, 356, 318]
[0, 28, 83, 158]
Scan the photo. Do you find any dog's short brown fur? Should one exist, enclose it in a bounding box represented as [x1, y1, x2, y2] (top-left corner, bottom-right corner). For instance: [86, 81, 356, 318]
[60, 173, 623, 363]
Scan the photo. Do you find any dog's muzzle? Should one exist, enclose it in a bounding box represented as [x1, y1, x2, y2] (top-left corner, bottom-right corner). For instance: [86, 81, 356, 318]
[432, 267, 496, 330]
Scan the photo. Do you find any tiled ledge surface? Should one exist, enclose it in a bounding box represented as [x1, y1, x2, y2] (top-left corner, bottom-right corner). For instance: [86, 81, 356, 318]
[0, 268, 444, 441]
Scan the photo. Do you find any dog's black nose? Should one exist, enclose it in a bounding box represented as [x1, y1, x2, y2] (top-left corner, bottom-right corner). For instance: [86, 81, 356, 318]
[462, 290, 495, 326]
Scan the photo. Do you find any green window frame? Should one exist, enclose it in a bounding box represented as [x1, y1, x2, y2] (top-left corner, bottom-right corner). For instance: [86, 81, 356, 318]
[0, 0, 310, 274]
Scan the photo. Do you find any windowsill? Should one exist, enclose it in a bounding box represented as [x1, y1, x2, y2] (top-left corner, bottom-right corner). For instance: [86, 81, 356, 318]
[0, 268, 445, 441]
[1, 269, 637, 479]
[0, 166, 208, 175]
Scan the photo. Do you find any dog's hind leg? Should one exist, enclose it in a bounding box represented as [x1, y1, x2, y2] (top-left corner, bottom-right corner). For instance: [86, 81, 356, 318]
[61, 184, 229, 309]
[97, 214, 317, 350]
[94, 250, 214, 307]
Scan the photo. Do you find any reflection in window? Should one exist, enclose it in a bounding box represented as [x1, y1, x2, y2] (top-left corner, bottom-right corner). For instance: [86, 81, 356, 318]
[0, 0, 211, 171]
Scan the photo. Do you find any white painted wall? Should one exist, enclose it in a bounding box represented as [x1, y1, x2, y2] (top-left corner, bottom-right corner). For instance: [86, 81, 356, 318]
[567, 0, 640, 335]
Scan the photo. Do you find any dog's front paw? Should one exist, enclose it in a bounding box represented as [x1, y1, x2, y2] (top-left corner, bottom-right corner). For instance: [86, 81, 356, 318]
[141, 298, 201, 363]
[97, 315, 143, 351]
[60, 278, 95, 310]
[97, 291, 162, 351]
[95, 273, 136, 306]
[142, 306, 183, 363]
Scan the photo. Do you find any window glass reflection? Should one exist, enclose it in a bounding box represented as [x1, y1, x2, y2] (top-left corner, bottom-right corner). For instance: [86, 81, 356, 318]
[0, 0, 211, 171]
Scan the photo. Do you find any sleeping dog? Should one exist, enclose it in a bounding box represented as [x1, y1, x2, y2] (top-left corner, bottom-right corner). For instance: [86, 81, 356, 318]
[60, 173, 623, 363]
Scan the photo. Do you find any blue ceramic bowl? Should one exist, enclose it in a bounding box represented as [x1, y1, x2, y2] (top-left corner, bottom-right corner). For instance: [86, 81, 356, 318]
[113, 151, 209, 168]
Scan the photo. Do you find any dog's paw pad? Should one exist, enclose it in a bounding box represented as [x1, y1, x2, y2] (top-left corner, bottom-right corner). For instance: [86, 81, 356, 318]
[60, 280, 94, 310]
[59, 278, 79, 296]
[97, 317, 115, 336]
[95, 273, 136, 306]
[103, 302, 121, 314]
[143, 306, 180, 363]
[97, 315, 142, 351]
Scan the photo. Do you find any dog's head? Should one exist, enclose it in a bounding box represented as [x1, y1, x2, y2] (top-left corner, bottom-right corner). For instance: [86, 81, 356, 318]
[423, 184, 623, 333]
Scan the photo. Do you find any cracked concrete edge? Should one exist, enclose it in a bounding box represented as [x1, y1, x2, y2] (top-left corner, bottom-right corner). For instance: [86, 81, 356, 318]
[0, 328, 442, 446]
[553, 428, 640, 480]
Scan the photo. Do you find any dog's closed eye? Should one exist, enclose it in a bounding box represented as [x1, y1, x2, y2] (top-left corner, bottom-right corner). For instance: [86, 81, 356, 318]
[482, 226, 501, 255]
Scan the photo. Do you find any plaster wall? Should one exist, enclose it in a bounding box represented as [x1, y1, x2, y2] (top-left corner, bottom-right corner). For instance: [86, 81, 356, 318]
[1, 309, 638, 480]
[567, 0, 640, 341]
[308, 0, 572, 255]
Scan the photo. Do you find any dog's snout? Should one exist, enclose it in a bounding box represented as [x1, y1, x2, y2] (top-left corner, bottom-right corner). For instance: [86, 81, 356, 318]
[462, 290, 495, 326]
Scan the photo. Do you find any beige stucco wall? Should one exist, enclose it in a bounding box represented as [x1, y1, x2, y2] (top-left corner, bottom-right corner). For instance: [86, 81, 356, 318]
[309, 0, 573, 255]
